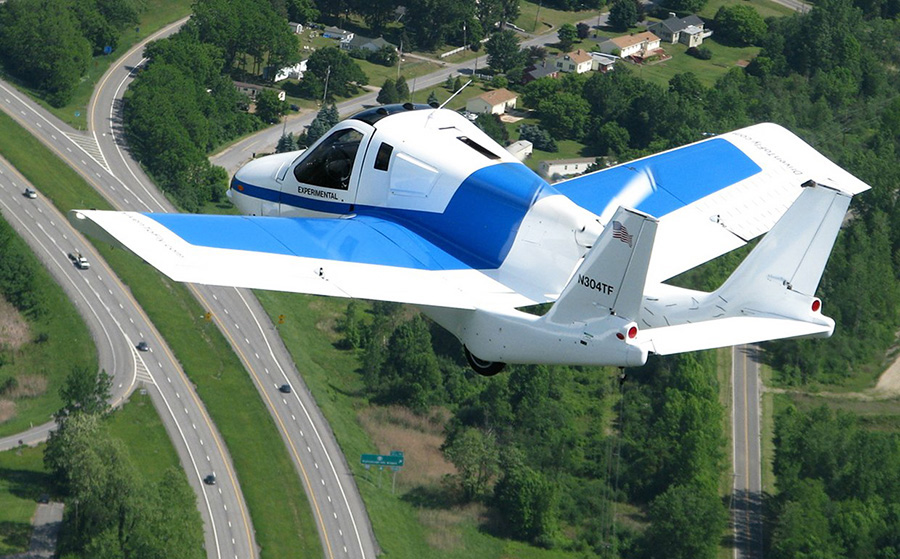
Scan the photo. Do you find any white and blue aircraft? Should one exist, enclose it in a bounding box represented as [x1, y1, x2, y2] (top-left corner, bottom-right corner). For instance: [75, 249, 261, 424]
[71, 104, 870, 374]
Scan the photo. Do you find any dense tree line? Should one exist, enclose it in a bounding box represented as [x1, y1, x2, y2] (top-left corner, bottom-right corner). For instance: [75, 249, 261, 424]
[45, 367, 204, 559]
[0, 216, 46, 318]
[0, 0, 141, 106]
[770, 405, 900, 558]
[340, 302, 727, 556]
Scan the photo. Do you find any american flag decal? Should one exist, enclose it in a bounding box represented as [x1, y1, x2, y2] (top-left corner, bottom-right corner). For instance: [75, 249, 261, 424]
[612, 221, 633, 247]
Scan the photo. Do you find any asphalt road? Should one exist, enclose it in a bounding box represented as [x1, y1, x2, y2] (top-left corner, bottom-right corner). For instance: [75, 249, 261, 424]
[86, 19, 378, 559]
[732, 345, 763, 559]
[0, 82, 256, 559]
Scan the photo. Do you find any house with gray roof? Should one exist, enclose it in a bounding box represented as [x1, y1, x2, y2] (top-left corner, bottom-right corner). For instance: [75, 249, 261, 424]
[341, 35, 397, 53]
[649, 14, 712, 48]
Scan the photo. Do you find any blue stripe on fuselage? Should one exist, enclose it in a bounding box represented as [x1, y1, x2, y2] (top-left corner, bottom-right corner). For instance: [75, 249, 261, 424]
[225, 162, 550, 270]
[557, 138, 762, 217]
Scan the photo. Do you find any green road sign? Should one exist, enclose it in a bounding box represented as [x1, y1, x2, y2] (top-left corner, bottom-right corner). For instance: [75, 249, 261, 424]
[361, 451, 404, 467]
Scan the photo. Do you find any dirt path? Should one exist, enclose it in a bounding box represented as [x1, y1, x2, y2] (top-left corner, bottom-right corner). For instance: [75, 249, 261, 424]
[875, 353, 900, 394]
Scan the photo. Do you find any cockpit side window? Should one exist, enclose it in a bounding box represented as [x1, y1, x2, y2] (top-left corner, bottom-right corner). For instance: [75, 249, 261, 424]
[293, 128, 363, 190]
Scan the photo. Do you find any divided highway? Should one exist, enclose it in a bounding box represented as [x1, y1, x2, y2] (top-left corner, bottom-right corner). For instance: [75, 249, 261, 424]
[0, 156, 255, 559]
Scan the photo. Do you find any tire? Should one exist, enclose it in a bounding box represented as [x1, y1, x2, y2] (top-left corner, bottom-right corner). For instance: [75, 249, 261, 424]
[464, 346, 506, 376]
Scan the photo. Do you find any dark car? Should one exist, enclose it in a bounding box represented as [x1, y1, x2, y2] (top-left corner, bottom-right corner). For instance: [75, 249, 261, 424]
[290, 104, 300, 111]
[37, 493, 50, 504]
[204, 474, 216, 485]
[136, 341, 149, 352]
[279, 384, 292, 394]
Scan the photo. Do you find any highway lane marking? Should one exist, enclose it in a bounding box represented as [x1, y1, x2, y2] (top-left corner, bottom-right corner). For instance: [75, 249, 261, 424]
[232, 286, 368, 558]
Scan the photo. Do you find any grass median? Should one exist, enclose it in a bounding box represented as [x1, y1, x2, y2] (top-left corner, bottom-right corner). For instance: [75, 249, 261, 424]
[0, 109, 321, 558]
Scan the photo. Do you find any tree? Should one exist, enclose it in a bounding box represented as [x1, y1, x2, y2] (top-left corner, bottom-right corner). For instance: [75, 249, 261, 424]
[377, 79, 399, 104]
[276, 133, 298, 153]
[442, 427, 500, 500]
[537, 92, 590, 140]
[395, 75, 410, 101]
[577, 22, 590, 39]
[557, 23, 578, 51]
[427, 90, 440, 105]
[369, 44, 398, 66]
[714, 4, 767, 46]
[57, 366, 112, 420]
[644, 483, 726, 559]
[286, 0, 319, 22]
[486, 29, 523, 73]
[306, 47, 368, 99]
[518, 124, 558, 151]
[254, 88, 286, 124]
[608, 0, 642, 31]
[474, 113, 510, 145]
[494, 460, 558, 543]
[0, 0, 92, 106]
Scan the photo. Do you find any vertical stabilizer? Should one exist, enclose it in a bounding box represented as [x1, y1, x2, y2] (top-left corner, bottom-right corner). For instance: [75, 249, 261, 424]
[547, 207, 657, 324]
[717, 183, 851, 300]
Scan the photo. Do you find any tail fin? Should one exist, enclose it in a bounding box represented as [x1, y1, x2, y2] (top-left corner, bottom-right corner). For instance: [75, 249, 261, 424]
[547, 207, 657, 324]
[716, 182, 851, 301]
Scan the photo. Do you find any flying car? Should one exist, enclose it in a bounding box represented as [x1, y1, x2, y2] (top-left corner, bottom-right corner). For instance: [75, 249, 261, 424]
[70, 104, 869, 374]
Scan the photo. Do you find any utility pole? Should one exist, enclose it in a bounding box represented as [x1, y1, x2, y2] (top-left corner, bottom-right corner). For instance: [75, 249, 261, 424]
[322, 65, 331, 104]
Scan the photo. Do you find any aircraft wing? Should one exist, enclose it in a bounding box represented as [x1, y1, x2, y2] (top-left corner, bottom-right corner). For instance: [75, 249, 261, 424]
[69, 211, 538, 310]
[555, 123, 870, 284]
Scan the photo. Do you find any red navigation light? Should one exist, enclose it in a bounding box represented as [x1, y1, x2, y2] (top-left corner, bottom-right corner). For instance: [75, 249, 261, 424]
[811, 299, 821, 312]
[628, 326, 638, 339]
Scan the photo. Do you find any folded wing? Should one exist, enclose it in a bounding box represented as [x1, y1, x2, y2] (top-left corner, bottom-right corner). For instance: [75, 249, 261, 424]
[556, 123, 870, 283]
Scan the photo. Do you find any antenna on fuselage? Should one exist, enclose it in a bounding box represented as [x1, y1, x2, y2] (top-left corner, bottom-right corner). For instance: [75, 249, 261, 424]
[438, 79, 473, 110]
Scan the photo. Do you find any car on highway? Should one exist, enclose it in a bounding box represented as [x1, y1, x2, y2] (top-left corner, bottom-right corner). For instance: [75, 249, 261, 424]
[279, 384, 291, 394]
[204, 474, 216, 485]
[23, 188, 37, 199]
[67, 252, 90, 270]
[136, 341, 150, 352]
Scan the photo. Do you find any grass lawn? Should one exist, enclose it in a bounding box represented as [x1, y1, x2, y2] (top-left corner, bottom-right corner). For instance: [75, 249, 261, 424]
[617, 40, 761, 89]
[0, 445, 50, 554]
[8, 0, 194, 131]
[106, 391, 186, 483]
[516, 1, 602, 34]
[699, 0, 798, 20]
[0, 108, 321, 559]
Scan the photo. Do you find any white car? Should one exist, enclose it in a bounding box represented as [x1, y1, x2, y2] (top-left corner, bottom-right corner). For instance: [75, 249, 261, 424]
[23, 188, 37, 199]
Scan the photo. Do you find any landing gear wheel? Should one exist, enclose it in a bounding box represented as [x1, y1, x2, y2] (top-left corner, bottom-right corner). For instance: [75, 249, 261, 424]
[464, 346, 506, 376]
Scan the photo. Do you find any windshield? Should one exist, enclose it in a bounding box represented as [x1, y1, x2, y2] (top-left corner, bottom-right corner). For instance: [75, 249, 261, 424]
[293, 128, 363, 190]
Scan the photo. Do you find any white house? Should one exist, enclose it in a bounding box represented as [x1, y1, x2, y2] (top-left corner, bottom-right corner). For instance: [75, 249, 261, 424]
[539, 157, 596, 181]
[506, 140, 533, 161]
[234, 81, 286, 102]
[288, 21, 304, 34]
[599, 31, 661, 59]
[466, 88, 518, 115]
[649, 14, 712, 48]
[589, 52, 617, 73]
[323, 26, 353, 41]
[555, 49, 593, 74]
[274, 60, 308, 82]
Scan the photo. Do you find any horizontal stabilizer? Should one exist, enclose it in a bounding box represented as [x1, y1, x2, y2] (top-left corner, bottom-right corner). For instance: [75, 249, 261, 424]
[640, 315, 834, 355]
